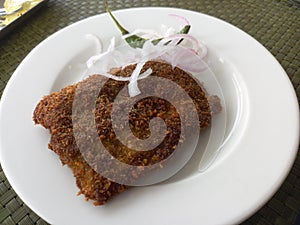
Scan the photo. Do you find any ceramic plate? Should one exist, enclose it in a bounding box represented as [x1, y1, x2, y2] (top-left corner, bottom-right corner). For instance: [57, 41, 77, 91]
[0, 7, 299, 225]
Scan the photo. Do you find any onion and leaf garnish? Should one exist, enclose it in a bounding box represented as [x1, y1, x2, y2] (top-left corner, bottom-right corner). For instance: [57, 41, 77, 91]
[85, 2, 208, 97]
[104, 0, 190, 48]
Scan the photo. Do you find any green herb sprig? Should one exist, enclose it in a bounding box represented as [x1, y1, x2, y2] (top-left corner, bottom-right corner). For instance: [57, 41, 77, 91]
[104, 1, 190, 48]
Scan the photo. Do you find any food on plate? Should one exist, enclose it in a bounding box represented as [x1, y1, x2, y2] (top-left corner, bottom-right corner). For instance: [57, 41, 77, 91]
[33, 3, 222, 205]
[33, 60, 220, 205]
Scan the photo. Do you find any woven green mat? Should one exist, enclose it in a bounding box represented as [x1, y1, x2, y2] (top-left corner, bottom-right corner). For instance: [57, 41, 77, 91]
[0, 0, 299, 224]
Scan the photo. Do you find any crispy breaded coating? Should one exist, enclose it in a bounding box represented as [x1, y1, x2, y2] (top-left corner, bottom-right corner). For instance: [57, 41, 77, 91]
[33, 61, 212, 205]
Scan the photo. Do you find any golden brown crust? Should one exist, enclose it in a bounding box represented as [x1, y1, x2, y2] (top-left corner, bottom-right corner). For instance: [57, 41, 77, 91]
[33, 61, 212, 205]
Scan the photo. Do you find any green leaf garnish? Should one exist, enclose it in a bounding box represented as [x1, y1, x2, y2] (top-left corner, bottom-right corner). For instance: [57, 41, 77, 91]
[104, 0, 191, 48]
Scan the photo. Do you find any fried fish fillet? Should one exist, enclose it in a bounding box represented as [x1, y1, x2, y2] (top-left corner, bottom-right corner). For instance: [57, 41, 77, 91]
[33, 61, 213, 205]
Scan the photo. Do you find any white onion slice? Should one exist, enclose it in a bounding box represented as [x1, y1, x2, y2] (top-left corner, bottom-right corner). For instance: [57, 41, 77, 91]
[197, 40, 208, 59]
[172, 48, 207, 73]
[160, 25, 177, 37]
[85, 34, 102, 53]
[128, 61, 148, 97]
[86, 37, 115, 68]
[168, 13, 190, 25]
[161, 34, 200, 51]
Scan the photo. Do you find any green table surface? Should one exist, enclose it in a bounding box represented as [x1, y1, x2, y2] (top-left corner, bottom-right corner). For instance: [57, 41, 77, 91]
[0, 0, 299, 224]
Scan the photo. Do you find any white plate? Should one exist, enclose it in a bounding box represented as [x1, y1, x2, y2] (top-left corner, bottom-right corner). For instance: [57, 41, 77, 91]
[0, 7, 299, 225]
